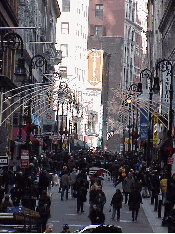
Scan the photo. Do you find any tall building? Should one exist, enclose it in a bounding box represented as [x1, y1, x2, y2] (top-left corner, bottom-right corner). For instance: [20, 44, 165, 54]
[88, 0, 143, 152]
[56, 0, 89, 149]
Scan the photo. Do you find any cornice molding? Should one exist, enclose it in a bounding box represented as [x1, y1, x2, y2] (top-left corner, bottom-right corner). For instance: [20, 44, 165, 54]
[1, 0, 18, 26]
[159, 0, 175, 32]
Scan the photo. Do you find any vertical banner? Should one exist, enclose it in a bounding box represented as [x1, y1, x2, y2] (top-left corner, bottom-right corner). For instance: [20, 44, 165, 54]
[0, 127, 7, 156]
[21, 150, 29, 168]
[140, 108, 148, 141]
[87, 50, 103, 89]
[162, 61, 171, 104]
[153, 112, 159, 147]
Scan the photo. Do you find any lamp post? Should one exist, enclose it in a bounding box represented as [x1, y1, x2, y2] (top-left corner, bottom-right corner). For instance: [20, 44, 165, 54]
[0, 32, 25, 126]
[0, 32, 26, 159]
[155, 59, 173, 177]
[25, 55, 48, 159]
[126, 83, 142, 153]
[140, 68, 154, 167]
[126, 98, 132, 152]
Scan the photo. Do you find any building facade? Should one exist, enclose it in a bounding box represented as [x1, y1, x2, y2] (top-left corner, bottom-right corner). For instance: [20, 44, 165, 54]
[146, 0, 175, 166]
[0, 0, 61, 160]
[88, 0, 143, 153]
[56, 0, 89, 149]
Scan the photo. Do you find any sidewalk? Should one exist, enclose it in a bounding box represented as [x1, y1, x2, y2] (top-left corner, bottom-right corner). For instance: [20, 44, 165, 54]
[141, 197, 168, 233]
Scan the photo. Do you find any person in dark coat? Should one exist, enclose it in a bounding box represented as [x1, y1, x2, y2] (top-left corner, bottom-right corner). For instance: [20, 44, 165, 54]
[150, 170, 160, 211]
[38, 169, 50, 196]
[10, 184, 22, 206]
[89, 204, 105, 225]
[95, 186, 106, 212]
[38, 190, 51, 232]
[74, 177, 88, 213]
[167, 206, 175, 233]
[0, 185, 5, 204]
[110, 188, 123, 221]
[128, 188, 142, 222]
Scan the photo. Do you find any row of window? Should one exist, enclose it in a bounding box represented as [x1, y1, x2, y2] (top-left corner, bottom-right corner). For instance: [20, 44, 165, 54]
[61, 22, 87, 39]
[62, 0, 103, 19]
[62, 0, 88, 18]
[59, 65, 85, 82]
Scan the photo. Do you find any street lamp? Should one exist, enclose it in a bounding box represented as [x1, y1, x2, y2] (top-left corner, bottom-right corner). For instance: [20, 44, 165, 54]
[125, 83, 142, 153]
[0, 32, 26, 126]
[140, 67, 161, 166]
[24, 55, 48, 159]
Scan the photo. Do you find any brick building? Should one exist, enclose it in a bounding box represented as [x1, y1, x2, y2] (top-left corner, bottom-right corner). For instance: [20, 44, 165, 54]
[88, 0, 143, 152]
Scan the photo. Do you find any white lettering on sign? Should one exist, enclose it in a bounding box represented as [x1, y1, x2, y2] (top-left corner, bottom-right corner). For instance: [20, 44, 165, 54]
[0, 159, 7, 163]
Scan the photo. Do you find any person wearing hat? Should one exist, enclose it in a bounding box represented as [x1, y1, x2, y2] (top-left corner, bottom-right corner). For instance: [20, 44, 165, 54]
[61, 224, 70, 233]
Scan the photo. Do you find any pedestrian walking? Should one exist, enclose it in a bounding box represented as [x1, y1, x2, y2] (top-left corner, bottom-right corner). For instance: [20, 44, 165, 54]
[160, 174, 167, 204]
[44, 223, 53, 233]
[69, 168, 77, 198]
[76, 179, 87, 213]
[122, 172, 132, 204]
[128, 188, 142, 222]
[110, 188, 123, 221]
[89, 204, 105, 225]
[60, 170, 70, 201]
[61, 224, 70, 233]
[95, 186, 106, 212]
[37, 190, 51, 232]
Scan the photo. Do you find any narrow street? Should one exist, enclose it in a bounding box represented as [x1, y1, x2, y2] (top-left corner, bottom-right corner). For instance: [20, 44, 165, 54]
[48, 180, 153, 233]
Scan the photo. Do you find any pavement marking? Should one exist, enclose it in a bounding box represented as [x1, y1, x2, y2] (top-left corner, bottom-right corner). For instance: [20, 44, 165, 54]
[119, 220, 133, 223]
[65, 214, 77, 216]
[68, 224, 85, 227]
[50, 220, 60, 223]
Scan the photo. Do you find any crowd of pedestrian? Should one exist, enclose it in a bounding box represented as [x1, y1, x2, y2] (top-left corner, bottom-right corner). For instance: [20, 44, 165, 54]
[1, 148, 175, 232]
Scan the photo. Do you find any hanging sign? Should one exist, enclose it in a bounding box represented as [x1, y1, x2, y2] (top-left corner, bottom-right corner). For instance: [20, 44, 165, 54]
[21, 150, 29, 168]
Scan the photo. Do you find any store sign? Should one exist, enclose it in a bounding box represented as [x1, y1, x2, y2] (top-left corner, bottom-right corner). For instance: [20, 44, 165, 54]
[140, 108, 148, 141]
[167, 157, 174, 164]
[0, 127, 7, 156]
[21, 150, 29, 168]
[43, 110, 55, 125]
[0, 156, 8, 166]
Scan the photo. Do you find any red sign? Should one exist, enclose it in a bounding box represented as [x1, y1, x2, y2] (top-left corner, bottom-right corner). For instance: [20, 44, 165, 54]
[21, 150, 29, 168]
[167, 157, 174, 164]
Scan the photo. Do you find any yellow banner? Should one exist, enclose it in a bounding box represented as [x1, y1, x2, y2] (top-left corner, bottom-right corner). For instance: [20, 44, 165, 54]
[87, 50, 103, 89]
[153, 112, 159, 147]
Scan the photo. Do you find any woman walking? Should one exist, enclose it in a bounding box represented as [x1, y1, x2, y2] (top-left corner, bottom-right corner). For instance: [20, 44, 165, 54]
[110, 188, 123, 221]
[128, 188, 142, 222]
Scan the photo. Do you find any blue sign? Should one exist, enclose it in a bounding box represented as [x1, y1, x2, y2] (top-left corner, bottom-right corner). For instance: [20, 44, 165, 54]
[140, 108, 148, 141]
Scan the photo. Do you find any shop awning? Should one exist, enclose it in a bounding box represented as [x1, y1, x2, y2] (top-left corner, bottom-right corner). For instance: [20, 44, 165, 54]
[12, 127, 43, 145]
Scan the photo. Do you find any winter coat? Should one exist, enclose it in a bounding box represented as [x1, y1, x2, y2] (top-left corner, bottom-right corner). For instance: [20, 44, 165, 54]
[123, 177, 132, 193]
[60, 174, 70, 187]
[150, 174, 160, 194]
[128, 190, 142, 210]
[111, 192, 123, 208]
[95, 191, 106, 208]
[77, 186, 87, 202]
[130, 179, 142, 192]
[69, 171, 77, 185]
[89, 209, 105, 225]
